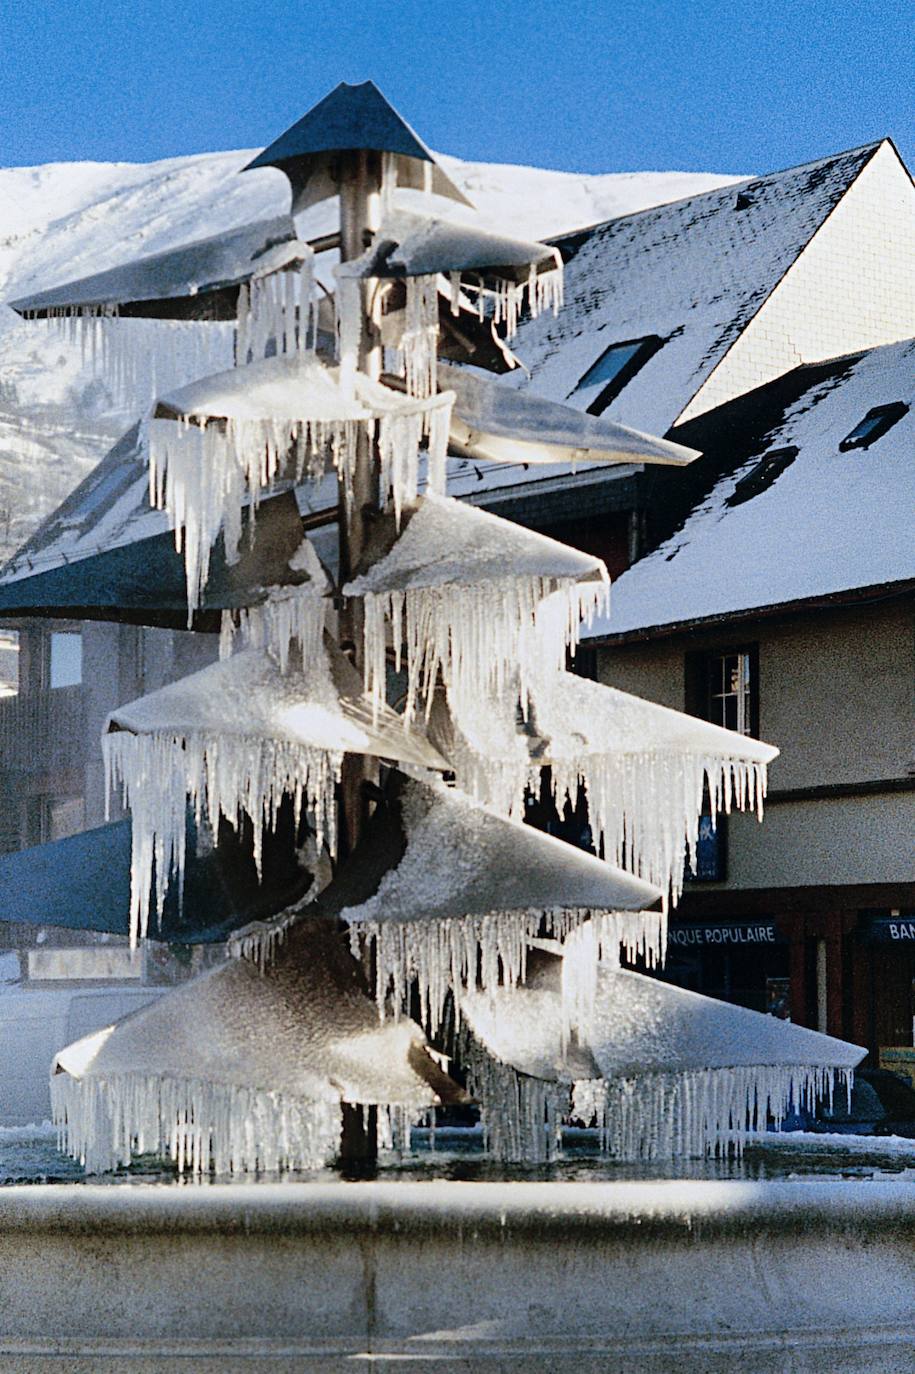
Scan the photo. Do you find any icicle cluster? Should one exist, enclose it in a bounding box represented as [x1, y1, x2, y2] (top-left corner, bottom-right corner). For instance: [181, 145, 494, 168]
[362, 576, 609, 725]
[219, 584, 326, 674]
[351, 908, 656, 1035]
[460, 255, 564, 341]
[43, 310, 235, 412]
[147, 414, 359, 614]
[460, 1030, 568, 1164]
[104, 728, 341, 945]
[570, 1064, 852, 1162]
[553, 753, 767, 904]
[236, 258, 316, 365]
[51, 1070, 340, 1176]
[397, 275, 439, 399]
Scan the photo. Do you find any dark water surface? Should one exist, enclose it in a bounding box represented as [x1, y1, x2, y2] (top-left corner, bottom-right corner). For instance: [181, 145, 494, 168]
[4, 1123, 915, 1186]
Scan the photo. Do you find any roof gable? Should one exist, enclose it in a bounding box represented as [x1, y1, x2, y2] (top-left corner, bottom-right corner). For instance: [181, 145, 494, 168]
[514, 142, 883, 436]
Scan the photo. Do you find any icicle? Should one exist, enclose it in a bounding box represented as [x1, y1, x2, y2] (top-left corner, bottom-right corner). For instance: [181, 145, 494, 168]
[459, 1029, 568, 1164]
[219, 585, 326, 674]
[376, 390, 453, 520]
[350, 907, 656, 1036]
[456, 253, 564, 343]
[398, 275, 439, 399]
[104, 728, 341, 946]
[361, 574, 608, 726]
[237, 259, 316, 366]
[51, 1069, 340, 1176]
[45, 311, 235, 412]
[570, 1063, 850, 1162]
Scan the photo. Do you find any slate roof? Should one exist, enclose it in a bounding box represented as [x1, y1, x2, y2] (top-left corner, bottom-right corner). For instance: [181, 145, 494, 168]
[512, 142, 883, 436]
[587, 337, 915, 639]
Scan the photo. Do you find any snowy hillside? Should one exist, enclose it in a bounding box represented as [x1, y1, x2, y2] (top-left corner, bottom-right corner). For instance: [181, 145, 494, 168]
[0, 147, 743, 564]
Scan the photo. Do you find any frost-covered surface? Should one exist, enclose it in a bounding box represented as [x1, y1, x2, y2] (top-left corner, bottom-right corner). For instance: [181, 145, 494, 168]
[589, 338, 915, 636]
[440, 361, 698, 468]
[439, 667, 776, 899]
[150, 356, 453, 608]
[0, 149, 736, 565]
[106, 642, 446, 940]
[51, 923, 448, 1174]
[345, 494, 608, 720]
[343, 776, 660, 1030]
[460, 950, 863, 1162]
[511, 143, 880, 436]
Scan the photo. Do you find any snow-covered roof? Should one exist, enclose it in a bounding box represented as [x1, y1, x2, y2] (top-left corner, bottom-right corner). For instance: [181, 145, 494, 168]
[589, 338, 915, 638]
[513, 142, 883, 435]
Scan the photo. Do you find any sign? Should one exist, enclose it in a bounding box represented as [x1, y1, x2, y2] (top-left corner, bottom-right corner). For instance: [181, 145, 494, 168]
[869, 918, 915, 942]
[684, 813, 726, 883]
[668, 921, 782, 949]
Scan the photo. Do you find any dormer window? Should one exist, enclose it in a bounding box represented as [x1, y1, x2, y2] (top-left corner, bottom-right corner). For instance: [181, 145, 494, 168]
[839, 402, 908, 452]
[726, 447, 798, 507]
[569, 335, 663, 415]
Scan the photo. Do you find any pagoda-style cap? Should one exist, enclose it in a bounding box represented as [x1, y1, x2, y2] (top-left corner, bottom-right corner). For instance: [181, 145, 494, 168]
[244, 80, 472, 211]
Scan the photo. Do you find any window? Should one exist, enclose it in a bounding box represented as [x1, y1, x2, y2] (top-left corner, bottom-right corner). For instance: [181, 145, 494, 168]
[726, 446, 798, 507]
[839, 402, 908, 452]
[49, 632, 82, 689]
[568, 335, 663, 415]
[685, 645, 759, 738]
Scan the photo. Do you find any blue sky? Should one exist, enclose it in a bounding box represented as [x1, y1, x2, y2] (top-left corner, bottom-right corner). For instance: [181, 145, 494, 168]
[0, 0, 911, 176]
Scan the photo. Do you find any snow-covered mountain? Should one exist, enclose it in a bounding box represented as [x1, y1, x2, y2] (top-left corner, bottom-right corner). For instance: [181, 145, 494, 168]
[0, 147, 744, 564]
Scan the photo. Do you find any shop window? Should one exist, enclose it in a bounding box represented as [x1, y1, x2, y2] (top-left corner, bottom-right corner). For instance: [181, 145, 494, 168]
[839, 402, 908, 452]
[568, 335, 663, 415]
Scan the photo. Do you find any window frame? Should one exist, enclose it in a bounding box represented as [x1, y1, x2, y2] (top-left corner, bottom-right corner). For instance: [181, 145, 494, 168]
[684, 643, 760, 740]
[839, 402, 909, 452]
[568, 334, 664, 416]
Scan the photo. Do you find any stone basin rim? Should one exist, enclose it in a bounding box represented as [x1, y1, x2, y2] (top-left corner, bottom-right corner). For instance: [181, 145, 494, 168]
[2, 1178, 914, 1240]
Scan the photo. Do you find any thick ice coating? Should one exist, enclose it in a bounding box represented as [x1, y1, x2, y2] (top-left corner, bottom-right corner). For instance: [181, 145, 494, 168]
[344, 494, 610, 721]
[51, 921, 463, 1175]
[436, 666, 777, 901]
[105, 639, 448, 943]
[342, 775, 661, 1030]
[460, 946, 865, 1162]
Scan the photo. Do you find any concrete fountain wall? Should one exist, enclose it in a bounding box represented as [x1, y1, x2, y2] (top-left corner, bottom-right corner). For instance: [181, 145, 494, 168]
[0, 1180, 913, 1371]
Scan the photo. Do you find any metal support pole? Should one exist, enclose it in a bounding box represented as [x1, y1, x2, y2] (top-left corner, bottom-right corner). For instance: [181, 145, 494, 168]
[338, 149, 385, 1170]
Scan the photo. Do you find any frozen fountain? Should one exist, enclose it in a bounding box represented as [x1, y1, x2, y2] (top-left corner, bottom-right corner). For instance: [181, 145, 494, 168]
[2, 81, 910, 1369]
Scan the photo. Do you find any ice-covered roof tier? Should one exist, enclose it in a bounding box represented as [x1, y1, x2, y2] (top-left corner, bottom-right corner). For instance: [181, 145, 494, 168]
[589, 339, 915, 637]
[439, 362, 698, 468]
[343, 493, 609, 720]
[238, 771, 661, 1033]
[106, 638, 448, 942]
[432, 667, 777, 899]
[460, 940, 865, 1162]
[52, 919, 465, 1175]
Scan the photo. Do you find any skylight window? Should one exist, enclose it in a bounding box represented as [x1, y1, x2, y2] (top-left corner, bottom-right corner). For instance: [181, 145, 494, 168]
[569, 335, 663, 415]
[726, 447, 798, 508]
[839, 402, 909, 452]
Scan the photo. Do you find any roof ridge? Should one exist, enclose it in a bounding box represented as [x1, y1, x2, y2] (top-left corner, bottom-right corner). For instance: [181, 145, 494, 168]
[549, 139, 886, 246]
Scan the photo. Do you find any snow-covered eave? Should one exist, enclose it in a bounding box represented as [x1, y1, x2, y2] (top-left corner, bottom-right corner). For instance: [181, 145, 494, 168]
[587, 577, 915, 647]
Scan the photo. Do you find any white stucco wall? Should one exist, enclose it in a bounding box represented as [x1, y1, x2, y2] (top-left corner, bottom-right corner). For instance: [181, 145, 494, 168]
[680, 143, 915, 422]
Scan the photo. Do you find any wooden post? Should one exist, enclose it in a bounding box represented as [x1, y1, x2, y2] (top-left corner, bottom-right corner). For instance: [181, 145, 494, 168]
[337, 148, 385, 1170]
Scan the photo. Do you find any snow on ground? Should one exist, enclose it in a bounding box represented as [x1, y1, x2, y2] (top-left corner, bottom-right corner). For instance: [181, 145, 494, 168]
[0, 148, 741, 565]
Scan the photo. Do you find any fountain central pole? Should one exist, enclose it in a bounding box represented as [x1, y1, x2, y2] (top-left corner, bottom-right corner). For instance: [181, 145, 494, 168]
[337, 148, 385, 1168]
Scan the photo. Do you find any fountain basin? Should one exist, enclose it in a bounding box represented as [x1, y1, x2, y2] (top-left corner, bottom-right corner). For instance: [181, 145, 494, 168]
[0, 1178, 913, 1370]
